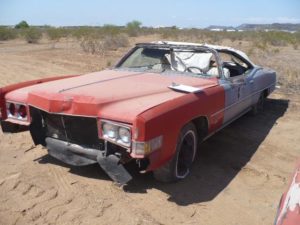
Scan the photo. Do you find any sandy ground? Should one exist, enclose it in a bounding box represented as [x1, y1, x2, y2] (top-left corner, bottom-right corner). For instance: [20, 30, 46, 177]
[0, 39, 300, 225]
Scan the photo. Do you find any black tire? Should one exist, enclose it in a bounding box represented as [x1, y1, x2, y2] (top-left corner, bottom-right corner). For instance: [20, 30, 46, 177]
[153, 123, 198, 182]
[251, 93, 265, 116]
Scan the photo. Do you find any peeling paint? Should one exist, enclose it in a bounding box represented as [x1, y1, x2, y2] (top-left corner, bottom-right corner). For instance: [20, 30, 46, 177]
[276, 168, 300, 225]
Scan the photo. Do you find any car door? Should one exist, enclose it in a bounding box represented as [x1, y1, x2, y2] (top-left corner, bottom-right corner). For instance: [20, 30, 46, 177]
[218, 52, 254, 125]
[220, 76, 247, 124]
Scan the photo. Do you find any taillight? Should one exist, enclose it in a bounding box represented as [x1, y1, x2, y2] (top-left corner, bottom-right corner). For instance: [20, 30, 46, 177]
[18, 105, 27, 118]
[8, 103, 16, 116]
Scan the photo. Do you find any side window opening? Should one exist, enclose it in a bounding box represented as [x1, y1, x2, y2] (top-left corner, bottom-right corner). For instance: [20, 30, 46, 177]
[219, 51, 251, 78]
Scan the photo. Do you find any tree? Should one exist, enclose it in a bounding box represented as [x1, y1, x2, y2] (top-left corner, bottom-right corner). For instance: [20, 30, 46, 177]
[126, 20, 142, 37]
[15, 20, 29, 29]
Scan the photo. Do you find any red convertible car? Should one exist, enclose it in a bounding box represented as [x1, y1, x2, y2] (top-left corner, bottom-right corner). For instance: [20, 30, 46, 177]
[0, 41, 276, 184]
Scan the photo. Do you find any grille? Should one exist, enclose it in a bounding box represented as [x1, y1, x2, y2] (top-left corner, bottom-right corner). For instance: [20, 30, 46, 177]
[37, 109, 104, 150]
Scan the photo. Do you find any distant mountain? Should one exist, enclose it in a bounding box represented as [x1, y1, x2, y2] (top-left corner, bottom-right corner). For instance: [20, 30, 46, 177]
[206, 23, 300, 32]
[237, 23, 300, 31]
[206, 25, 236, 30]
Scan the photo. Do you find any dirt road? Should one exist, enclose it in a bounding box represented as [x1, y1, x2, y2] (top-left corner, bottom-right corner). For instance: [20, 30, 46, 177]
[0, 39, 299, 225]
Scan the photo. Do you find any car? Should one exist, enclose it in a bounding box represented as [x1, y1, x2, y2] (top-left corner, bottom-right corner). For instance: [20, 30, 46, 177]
[0, 41, 276, 184]
[274, 160, 300, 225]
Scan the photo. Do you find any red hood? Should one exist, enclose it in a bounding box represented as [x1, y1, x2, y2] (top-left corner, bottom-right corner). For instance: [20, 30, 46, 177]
[5, 70, 218, 123]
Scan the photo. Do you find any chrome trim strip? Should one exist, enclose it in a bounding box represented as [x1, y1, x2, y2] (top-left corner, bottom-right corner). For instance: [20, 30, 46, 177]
[211, 82, 275, 117]
[203, 107, 251, 141]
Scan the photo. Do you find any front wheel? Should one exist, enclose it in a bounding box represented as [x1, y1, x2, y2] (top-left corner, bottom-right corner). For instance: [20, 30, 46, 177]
[153, 123, 198, 182]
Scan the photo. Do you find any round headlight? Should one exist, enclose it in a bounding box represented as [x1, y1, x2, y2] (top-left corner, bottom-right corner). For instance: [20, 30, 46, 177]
[102, 123, 117, 139]
[18, 105, 27, 118]
[118, 127, 131, 143]
[8, 103, 16, 116]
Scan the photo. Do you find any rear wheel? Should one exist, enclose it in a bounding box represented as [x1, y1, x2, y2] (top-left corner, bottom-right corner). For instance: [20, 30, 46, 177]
[251, 92, 265, 115]
[153, 123, 197, 182]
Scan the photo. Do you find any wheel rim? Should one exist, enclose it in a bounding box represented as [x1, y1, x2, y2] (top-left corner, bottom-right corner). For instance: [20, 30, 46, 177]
[176, 130, 196, 178]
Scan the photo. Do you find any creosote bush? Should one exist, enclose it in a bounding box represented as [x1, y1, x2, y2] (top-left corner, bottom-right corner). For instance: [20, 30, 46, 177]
[0, 27, 17, 41]
[23, 28, 42, 43]
[126, 20, 142, 37]
[80, 34, 129, 55]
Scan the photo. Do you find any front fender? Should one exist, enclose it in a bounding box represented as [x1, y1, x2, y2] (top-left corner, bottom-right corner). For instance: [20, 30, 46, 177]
[137, 85, 225, 171]
[0, 75, 78, 133]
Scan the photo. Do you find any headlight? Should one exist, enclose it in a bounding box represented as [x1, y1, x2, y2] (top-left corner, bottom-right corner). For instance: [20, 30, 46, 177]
[7, 102, 16, 117]
[101, 120, 132, 147]
[6, 102, 28, 120]
[102, 123, 118, 139]
[118, 127, 131, 144]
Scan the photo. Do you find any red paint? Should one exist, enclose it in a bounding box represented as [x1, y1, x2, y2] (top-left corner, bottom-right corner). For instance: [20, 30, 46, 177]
[1, 69, 225, 171]
[0, 75, 78, 120]
[275, 160, 300, 225]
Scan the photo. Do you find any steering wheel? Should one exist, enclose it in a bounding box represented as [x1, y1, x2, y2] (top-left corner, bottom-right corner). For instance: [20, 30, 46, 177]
[184, 66, 204, 74]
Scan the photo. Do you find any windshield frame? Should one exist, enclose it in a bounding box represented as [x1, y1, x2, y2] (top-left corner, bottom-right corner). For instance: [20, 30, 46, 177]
[114, 43, 224, 78]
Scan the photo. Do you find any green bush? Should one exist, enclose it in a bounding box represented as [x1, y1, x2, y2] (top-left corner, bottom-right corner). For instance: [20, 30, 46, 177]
[23, 28, 42, 43]
[15, 20, 29, 29]
[71, 27, 96, 40]
[102, 24, 122, 36]
[0, 27, 17, 40]
[126, 20, 142, 37]
[46, 28, 68, 41]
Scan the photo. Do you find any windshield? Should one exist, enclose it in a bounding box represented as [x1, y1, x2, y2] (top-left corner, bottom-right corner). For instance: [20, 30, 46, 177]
[117, 47, 220, 77]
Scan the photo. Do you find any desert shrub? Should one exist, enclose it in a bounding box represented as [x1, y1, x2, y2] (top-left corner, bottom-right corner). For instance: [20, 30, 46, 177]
[73, 27, 88, 39]
[126, 20, 142, 37]
[277, 69, 300, 92]
[80, 34, 129, 55]
[292, 43, 298, 50]
[71, 27, 101, 40]
[160, 27, 180, 39]
[0, 27, 17, 40]
[80, 38, 98, 54]
[101, 24, 122, 36]
[102, 33, 129, 50]
[23, 28, 42, 43]
[46, 27, 69, 47]
[15, 20, 29, 29]
[252, 39, 268, 51]
[46, 28, 68, 40]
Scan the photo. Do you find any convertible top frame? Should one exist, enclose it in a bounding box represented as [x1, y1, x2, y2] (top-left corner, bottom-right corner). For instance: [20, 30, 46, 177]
[115, 42, 225, 79]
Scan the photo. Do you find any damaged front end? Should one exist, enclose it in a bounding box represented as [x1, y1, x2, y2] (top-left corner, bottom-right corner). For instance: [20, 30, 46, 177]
[29, 107, 135, 184]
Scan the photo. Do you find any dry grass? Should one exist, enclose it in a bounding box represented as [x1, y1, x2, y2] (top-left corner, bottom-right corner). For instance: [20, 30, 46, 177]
[0, 26, 299, 92]
[80, 34, 129, 55]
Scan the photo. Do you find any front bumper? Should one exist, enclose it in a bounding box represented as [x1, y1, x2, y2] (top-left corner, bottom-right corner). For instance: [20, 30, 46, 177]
[45, 137, 100, 166]
[45, 137, 132, 184]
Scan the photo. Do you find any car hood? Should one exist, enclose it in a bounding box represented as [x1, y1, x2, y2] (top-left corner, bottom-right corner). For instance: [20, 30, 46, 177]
[6, 69, 218, 123]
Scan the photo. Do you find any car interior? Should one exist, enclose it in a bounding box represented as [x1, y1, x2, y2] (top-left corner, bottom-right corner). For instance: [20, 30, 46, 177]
[118, 47, 252, 79]
[218, 51, 252, 78]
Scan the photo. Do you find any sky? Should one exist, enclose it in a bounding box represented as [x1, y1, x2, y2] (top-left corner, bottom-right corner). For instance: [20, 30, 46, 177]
[0, 0, 299, 28]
